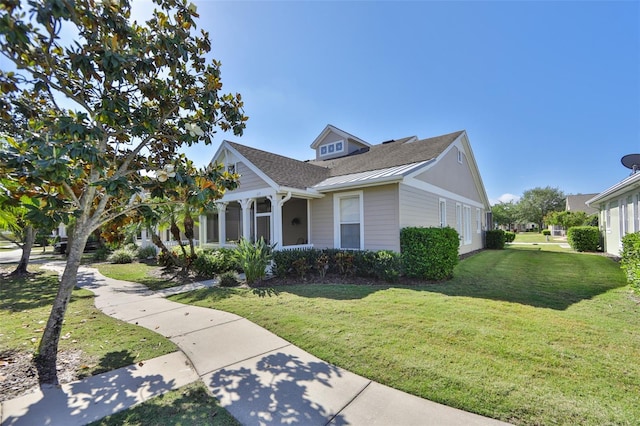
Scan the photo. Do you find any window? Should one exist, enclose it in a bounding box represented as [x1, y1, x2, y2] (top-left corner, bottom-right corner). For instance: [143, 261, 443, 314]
[620, 199, 627, 237]
[319, 140, 345, 157]
[334, 191, 363, 249]
[226, 163, 236, 174]
[457, 149, 463, 164]
[439, 199, 447, 227]
[463, 205, 472, 244]
[456, 203, 462, 239]
[476, 208, 482, 233]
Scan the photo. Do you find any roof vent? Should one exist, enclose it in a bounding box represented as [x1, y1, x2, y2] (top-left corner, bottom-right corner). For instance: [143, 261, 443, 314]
[348, 147, 370, 156]
[381, 139, 395, 144]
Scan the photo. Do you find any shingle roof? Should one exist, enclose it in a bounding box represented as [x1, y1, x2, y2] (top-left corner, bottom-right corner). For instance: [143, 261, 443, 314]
[227, 130, 464, 190]
[566, 193, 601, 215]
[227, 142, 329, 188]
[308, 131, 463, 177]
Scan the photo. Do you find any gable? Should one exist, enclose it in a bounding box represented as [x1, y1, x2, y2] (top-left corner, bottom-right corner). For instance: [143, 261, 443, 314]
[310, 125, 370, 161]
[413, 146, 481, 202]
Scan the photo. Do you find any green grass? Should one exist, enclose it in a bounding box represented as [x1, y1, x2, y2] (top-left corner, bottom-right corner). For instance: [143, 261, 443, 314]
[89, 381, 240, 426]
[95, 262, 179, 291]
[0, 267, 177, 378]
[167, 246, 640, 425]
[513, 232, 564, 243]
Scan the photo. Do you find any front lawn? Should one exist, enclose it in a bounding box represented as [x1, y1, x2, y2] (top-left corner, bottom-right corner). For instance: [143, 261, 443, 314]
[513, 232, 564, 243]
[95, 262, 183, 291]
[0, 266, 177, 401]
[168, 247, 640, 425]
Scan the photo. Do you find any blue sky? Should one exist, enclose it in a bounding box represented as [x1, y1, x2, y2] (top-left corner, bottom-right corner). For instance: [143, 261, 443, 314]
[5, 1, 637, 205]
[169, 0, 639, 204]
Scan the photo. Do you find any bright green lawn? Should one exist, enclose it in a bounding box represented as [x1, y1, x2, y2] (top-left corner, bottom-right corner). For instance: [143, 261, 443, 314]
[95, 262, 179, 291]
[0, 267, 177, 378]
[168, 247, 640, 426]
[512, 232, 564, 243]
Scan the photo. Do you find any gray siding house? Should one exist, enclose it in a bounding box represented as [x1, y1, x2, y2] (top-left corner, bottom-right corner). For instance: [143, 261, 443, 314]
[587, 173, 640, 256]
[198, 125, 491, 255]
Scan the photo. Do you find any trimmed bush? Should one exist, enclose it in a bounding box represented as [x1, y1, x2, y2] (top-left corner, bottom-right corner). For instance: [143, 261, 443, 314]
[136, 245, 157, 260]
[567, 226, 600, 252]
[107, 247, 136, 264]
[373, 250, 403, 282]
[621, 233, 640, 291]
[400, 227, 459, 280]
[485, 229, 506, 249]
[542, 229, 551, 236]
[218, 271, 240, 287]
[191, 249, 236, 277]
[505, 231, 516, 243]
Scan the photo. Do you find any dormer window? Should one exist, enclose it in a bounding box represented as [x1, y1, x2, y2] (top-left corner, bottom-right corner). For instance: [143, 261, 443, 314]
[226, 163, 236, 174]
[319, 140, 345, 157]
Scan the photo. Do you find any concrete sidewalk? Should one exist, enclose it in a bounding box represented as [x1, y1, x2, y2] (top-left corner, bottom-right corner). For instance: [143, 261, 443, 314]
[2, 263, 511, 426]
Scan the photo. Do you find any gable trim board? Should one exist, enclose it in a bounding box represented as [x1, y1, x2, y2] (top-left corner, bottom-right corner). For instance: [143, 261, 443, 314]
[206, 125, 490, 254]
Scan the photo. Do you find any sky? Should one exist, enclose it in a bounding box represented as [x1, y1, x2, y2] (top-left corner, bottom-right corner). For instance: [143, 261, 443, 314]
[170, 0, 639, 205]
[5, 1, 639, 205]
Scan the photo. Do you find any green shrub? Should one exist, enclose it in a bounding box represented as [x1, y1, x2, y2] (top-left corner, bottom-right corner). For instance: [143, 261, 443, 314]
[542, 229, 551, 236]
[373, 250, 403, 282]
[621, 233, 640, 291]
[485, 230, 506, 249]
[191, 249, 236, 277]
[272, 249, 319, 278]
[107, 247, 136, 264]
[233, 238, 273, 285]
[218, 271, 240, 287]
[315, 253, 329, 279]
[93, 246, 111, 262]
[292, 257, 311, 279]
[505, 231, 516, 243]
[335, 252, 355, 276]
[400, 227, 459, 280]
[136, 245, 157, 260]
[567, 226, 600, 252]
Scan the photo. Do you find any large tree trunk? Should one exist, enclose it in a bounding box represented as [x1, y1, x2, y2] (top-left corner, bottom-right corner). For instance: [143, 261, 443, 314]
[11, 225, 34, 276]
[35, 227, 90, 384]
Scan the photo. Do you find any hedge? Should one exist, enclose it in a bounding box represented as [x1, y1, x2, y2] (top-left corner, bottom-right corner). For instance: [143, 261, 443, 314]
[567, 226, 600, 252]
[485, 229, 506, 249]
[400, 227, 459, 280]
[621, 232, 640, 291]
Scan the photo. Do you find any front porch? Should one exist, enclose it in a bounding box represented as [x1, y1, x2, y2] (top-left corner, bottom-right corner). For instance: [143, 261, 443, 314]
[198, 193, 313, 251]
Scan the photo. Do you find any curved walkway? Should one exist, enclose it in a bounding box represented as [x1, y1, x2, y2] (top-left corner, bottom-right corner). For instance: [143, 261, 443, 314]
[2, 263, 511, 426]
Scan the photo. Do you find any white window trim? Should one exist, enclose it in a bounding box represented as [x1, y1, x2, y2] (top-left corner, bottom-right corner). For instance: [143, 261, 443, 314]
[463, 205, 472, 245]
[605, 203, 611, 233]
[226, 162, 237, 174]
[320, 140, 346, 157]
[333, 190, 364, 249]
[456, 203, 463, 241]
[476, 208, 482, 234]
[457, 149, 463, 164]
[439, 198, 447, 227]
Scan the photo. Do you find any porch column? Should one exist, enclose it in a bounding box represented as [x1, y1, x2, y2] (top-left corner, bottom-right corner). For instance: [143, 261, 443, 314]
[198, 214, 207, 247]
[268, 192, 292, 250]
[216, 201, 227, 247]
[140, 227, 150, 247]
[239, 198, 254, 242]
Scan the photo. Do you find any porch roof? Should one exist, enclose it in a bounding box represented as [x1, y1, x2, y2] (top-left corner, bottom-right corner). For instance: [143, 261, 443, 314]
[312, 160, 431, 191]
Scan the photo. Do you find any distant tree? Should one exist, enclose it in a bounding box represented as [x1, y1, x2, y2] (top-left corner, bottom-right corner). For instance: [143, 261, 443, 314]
[518, 186, 565, 230]
[0, 0, 246, 384]
[492, 201, 519, 231]
[545, 210, 589, 230]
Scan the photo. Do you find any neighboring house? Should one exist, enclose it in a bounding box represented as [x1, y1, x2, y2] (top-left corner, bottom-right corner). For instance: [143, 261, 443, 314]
[549, 193, 599, 236]
[587, 173, 640, 256]
[194, 124, 490, 255]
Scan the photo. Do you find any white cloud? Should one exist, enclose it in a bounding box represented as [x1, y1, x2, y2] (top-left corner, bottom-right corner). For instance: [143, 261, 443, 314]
[490, 193, 520, 205]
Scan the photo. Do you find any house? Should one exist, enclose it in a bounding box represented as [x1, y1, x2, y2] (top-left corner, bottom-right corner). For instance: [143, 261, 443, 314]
[587, 173, 640, 256]
[196, 125, 491, 255]
[549, 193, 599, 236]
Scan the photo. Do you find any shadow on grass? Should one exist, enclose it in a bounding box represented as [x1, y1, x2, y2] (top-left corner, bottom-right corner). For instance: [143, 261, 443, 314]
[280, 248, 628, 310]
[0, 271, 61, 311]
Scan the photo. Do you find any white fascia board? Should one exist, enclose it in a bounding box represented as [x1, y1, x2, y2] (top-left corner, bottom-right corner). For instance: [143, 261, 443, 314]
[208, 140, 232, 167]
[402, 178, 486, 209]
[218, 186, 324, 203]
[586, 173, 640, 206]
[278, 186, 325, 199]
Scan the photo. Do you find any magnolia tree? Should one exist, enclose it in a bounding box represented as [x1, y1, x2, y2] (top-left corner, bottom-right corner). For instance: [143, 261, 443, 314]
[0, 0, 247, 383]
